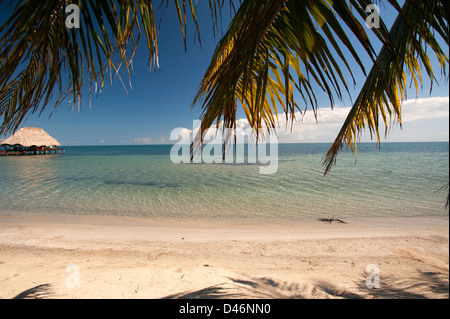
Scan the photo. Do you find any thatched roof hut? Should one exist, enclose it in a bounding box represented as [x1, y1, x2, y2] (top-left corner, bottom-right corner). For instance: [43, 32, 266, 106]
[1, 127, 61, 147]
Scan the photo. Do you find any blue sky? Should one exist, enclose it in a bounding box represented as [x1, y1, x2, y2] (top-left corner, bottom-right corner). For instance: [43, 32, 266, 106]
[0, 1, 448, 145]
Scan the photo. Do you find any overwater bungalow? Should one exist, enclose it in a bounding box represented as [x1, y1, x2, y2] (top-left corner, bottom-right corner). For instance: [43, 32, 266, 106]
[0, 127, 65, 156]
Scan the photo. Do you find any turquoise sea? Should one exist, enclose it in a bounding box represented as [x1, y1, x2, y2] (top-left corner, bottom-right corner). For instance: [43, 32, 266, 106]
[0, 142, 448, 221]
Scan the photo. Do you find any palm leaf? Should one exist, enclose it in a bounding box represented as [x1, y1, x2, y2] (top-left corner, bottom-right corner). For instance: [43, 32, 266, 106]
[323, 0, 449, 174]
[0, 0, 234, 135]
[192, 0, 393, 151]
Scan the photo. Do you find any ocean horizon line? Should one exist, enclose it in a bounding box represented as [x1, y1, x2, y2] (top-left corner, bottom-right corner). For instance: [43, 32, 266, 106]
[59, 141, 449, 147]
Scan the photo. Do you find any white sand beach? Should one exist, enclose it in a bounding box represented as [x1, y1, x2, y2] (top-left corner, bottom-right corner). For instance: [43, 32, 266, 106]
[0, 213, 448, 299]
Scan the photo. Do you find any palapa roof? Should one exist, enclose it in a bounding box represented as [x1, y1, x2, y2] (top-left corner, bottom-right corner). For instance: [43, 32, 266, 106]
[0, 127, 61, 147]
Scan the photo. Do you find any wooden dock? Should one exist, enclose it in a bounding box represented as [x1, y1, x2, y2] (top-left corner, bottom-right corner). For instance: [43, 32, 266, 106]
[0, 148, 65, 156]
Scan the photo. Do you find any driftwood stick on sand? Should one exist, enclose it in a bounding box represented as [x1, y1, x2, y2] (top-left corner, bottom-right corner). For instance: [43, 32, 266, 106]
[318, 217, 347, 224]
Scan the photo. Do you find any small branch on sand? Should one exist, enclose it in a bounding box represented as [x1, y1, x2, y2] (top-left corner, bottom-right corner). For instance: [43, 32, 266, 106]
[318, 217, 347, 224]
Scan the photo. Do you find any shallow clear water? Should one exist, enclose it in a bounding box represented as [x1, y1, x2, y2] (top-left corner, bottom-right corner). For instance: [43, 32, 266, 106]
[0, 143, 448, 221]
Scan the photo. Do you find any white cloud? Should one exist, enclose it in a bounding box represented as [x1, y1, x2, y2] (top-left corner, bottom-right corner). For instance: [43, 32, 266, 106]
[167, 96, 448, 144]
[61, 140, 80, 145]
[124, 137, 153, 145]
[158, 136, 170, 144]
[399, 97, 449, 122]
[276, 96, 449, 143]
[276, 107, 348, 143]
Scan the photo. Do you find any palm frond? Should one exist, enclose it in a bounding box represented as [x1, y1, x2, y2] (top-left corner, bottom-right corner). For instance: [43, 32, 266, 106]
[0, 0, 234, 135]
[323, 0, 449, 174]
[192, 0, 394, 151]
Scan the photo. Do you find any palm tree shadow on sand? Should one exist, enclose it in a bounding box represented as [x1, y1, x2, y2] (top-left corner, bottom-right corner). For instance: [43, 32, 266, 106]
[353, 270, 449, 299]
[160, 277, 361, 299]
[13, 284, 54, 299]
[10, 271, 448, 299]
[163, 271, 449, 299]
[162, 277, 309, 299]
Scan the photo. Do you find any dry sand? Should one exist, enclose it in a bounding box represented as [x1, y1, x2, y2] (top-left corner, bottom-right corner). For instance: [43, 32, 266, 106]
[0, 213, 448, 299]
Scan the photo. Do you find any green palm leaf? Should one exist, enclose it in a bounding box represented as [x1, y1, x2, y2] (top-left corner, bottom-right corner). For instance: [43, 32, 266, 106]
[0, 0, 233, 135]
[323, 0, 449, 174]
[192, 0, 393, 150]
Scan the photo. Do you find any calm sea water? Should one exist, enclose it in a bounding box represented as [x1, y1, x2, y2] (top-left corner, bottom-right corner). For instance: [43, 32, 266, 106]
[0, 143, 448, 221]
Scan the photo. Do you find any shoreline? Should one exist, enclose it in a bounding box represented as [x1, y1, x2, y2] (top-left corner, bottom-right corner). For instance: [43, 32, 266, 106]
[1, 212, 448, 245]
[0, 212, 448, 299]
